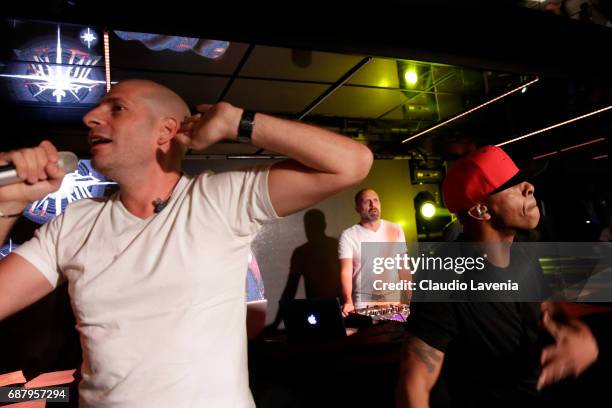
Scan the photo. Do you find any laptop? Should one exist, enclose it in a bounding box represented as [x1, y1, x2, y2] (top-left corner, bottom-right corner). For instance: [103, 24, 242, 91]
[280, 298, 347, 343]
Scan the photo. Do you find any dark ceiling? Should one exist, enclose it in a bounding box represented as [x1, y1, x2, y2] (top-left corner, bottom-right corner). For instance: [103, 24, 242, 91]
[1, 1, 610, 168]
[0, 0, 609, 242]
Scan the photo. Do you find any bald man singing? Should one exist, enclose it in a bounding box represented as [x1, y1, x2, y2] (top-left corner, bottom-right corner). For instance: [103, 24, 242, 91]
[0, 79, 373, 407]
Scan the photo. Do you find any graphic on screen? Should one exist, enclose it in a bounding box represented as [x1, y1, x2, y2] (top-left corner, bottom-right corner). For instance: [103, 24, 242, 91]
[0, 240, 18, 260]
[23, 159, 115, 225]
[114, 31, 229, 59]
[0, 23, 106, 105]
[246, 250, 265, 302]
[79, 27, 98, 49]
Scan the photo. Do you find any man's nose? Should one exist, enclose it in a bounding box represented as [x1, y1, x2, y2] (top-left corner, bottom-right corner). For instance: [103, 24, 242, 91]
[522, 181, 535, 197]
[83, 106, 104, 128]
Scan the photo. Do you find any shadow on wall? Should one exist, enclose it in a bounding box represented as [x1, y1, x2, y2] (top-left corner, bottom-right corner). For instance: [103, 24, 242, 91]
[265, 209, 340, 333]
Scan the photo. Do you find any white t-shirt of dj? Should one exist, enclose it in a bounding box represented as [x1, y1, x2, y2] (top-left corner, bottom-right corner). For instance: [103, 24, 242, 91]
[338, 219, 406, 306]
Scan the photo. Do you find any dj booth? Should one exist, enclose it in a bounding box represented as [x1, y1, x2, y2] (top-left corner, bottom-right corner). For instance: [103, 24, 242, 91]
[249, 303, 409, 408]
[249, 301, 612, 408]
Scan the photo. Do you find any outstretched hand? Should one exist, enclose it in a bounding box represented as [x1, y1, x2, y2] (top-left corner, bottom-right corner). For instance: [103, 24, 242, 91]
[537, 302, 599, 390]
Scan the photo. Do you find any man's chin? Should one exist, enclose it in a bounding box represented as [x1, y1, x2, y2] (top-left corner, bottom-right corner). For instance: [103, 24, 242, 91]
[90, 158, 102, 171]
[527, 209, 540, 229]
[517, 217, 540, 232]
[91, 158, 111, 177]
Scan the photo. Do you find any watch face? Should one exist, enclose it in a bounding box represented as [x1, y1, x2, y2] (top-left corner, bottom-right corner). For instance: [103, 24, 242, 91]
[237, 111, 254, 144]
[23, 159, 115, 225]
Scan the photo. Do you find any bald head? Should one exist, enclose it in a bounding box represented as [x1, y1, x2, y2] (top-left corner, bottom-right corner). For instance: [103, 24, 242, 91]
[114, 79, 191, 121]
[110, 79, 191, 158]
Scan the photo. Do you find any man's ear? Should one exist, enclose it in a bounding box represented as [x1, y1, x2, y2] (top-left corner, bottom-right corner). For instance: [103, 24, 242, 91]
[158, 117, 180, 145]
[467, 203, 491, 221]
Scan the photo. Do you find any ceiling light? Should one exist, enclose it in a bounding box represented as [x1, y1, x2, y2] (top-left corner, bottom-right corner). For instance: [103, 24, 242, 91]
[559, 137, 606, 152]
[497, 106, 612, 147]
[404, 70, 418, 85]
[403, 77, 539, 144]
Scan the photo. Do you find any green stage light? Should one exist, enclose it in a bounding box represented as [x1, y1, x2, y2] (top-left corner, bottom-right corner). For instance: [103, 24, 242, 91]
[420, 202, 436, 219]
[404, 70, 418, 85]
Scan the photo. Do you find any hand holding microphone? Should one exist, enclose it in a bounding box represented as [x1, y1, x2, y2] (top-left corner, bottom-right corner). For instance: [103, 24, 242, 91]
[0, 141, 77, 214]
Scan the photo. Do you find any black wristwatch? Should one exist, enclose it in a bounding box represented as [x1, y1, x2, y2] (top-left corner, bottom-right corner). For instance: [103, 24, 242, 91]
[237, 110, 256, 144]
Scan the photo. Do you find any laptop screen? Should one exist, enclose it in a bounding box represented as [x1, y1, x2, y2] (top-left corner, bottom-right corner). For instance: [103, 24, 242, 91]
[281, 298, 347, 343]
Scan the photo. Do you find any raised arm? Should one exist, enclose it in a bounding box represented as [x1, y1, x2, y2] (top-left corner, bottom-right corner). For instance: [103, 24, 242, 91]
[177, 103, 373, 216]
[396, 333, 445, 408]
[0, 141, 65, 321]
[254, 113, 373, 216]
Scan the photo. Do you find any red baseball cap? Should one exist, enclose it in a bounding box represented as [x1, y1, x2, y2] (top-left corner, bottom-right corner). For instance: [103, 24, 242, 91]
[442, 145, 546, 213]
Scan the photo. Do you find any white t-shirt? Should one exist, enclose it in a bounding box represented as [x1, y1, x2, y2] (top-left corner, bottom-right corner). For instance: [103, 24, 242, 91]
[338, 220, 406, 306]
[14, 166, 279, 408]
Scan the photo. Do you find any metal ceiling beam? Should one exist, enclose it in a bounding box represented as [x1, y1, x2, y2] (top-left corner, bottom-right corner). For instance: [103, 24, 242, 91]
[217, 43, 255, 102]
[296, 56, 372, 120]
[109, 64, 457, 96]
[253, 56, 372, 156]
[376, 71, 457, 119]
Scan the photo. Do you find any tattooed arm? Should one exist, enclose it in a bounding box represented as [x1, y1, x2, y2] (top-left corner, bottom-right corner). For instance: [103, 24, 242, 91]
[396, 333, 444, 408]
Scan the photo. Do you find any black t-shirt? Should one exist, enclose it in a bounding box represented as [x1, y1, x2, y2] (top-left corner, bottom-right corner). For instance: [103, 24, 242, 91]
[406, 245, 549, 408]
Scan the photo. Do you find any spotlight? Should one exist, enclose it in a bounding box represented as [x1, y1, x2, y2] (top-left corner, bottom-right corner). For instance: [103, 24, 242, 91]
[414, 190, 452, 241]
[420, 202, 436, 219]
[404, 70, 418, 85]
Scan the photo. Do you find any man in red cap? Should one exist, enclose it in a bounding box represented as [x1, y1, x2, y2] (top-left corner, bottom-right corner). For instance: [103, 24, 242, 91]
[396, 145, 551, 407]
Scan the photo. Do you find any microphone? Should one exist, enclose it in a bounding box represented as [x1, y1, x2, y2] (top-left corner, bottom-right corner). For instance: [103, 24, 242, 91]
[0, 151, 79, 187]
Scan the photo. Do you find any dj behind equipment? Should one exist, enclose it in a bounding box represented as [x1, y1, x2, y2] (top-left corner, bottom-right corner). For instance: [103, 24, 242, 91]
[346, 303, 410, 328]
